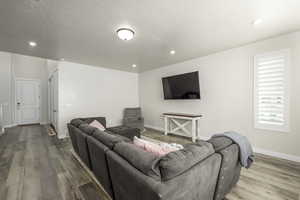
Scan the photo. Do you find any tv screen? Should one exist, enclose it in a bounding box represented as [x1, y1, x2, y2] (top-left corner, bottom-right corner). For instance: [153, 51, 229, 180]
[162, 71, 200, 100]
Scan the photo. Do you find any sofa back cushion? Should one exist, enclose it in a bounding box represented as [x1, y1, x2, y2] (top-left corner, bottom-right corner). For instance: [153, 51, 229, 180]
[114, 142, 161, 181]
[92, 129, 125, 149]
[79, 124, 97, 136]
[71, 119, 85, 127]
[159, 141, 215, 181]
[81, 117, 106, 128]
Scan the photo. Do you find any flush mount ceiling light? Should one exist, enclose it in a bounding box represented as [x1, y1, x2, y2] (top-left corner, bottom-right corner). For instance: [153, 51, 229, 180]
[132, 64, 137, 68]
[117, 28, 135, 41]
[28, 41, 37, 47]
[252, 19, 263, 25]
[170, 50, 176, 55]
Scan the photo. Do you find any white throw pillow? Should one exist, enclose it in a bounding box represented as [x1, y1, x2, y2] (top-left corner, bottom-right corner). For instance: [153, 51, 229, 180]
[89, 120, 106, 131]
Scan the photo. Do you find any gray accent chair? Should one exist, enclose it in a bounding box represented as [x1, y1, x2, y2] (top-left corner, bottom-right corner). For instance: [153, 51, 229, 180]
[123, 107, 144, 131]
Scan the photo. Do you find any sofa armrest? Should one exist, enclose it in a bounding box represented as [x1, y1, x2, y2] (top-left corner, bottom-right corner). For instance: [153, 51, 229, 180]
[139, 117, 144, 123]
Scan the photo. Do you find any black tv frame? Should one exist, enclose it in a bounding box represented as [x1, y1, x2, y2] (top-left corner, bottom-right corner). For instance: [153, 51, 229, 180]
[162, 71, 200, 100]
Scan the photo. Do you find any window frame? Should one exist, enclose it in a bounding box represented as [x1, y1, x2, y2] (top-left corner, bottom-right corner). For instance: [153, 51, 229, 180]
[253, 49, 290, 133]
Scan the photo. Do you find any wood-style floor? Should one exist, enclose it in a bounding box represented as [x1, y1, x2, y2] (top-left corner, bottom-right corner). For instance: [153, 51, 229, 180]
[0, 125, 299, 200]
[144, 129, 300, 200]
[0, 125, 108, 200]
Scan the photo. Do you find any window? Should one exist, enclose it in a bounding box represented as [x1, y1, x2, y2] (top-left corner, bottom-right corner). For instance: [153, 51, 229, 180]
[254, 49, 290, 132]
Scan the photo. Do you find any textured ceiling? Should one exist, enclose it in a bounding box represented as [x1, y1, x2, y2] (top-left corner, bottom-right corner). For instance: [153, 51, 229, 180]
[0, 0, 300, 73]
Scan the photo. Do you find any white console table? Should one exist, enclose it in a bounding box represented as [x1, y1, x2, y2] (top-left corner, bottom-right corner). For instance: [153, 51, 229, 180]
[163, 113, 202, 142]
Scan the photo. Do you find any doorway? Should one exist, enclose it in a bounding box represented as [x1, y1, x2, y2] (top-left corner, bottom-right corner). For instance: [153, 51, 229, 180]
[15, 79, 40, 125]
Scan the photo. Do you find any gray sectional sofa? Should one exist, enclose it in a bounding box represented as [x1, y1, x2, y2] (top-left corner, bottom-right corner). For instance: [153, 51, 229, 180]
[67, 117, 241, 200]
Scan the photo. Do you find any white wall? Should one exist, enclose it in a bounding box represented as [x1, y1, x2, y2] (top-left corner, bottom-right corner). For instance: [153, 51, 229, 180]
[139, 31, 300, 159]
[0, 52, 12, 126]
[57, 61, 139, 138]
[46, 60, 59, 77]
[11, 54, 49, 124]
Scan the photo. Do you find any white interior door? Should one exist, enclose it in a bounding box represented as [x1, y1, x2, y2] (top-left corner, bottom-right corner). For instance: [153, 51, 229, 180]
[49, 76, 54, 126]
[49, 71, 59, 131]
[52, 71, 59, 131]
[16, 79, 40, 125]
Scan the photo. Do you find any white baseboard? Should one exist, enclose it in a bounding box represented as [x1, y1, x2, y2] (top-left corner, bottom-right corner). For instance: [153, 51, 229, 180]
[4, 122, 49, 127]
[145, 124, 300, 163]
[3, 124, 17, 128]
[253, 147, 300, 163]
[145, 125, 164, 132]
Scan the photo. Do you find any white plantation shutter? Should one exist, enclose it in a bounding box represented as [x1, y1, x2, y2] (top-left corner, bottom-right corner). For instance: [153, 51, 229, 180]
[254, 49, 290, 132]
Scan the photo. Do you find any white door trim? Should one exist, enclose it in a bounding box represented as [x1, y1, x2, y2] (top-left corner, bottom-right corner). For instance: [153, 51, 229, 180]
[15, 78, 41, 125]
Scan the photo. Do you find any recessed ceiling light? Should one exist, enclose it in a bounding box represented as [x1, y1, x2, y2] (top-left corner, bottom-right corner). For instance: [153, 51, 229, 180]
[252, 19, 263, 25]
[132, 64, 137, 68]
[170, 50, 176, 55]
[117, 28, 135, 41]
[28, 41, 37, 47]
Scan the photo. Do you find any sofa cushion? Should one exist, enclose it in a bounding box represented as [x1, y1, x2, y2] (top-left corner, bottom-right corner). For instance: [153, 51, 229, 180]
[71, 119, 85, 127]
[75, 129, 92, 169]
[79, 124, 97, 136]
[207, 136, 233, 152]
[67, 124, 79, 155]
[86, 137, 114, 197]
[159, 141, 215, 181]
[113, 142, 161, 181]
[92, 129, 126, 149]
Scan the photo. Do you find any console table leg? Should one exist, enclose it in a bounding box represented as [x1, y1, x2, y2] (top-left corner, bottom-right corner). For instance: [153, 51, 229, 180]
[192, 119, 196, 142]
[197, 119, 200, 140]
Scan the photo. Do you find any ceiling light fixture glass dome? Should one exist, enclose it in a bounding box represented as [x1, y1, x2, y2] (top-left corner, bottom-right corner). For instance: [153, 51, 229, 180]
[117, 28, 135, 41]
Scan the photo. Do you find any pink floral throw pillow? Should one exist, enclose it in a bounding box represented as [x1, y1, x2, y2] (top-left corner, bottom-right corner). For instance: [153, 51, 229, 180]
[89, 120, 106, 131]
[133, 137, 180, 157]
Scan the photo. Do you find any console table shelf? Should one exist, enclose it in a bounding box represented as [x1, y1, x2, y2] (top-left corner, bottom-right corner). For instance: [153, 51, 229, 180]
[162, 113, 202, 142]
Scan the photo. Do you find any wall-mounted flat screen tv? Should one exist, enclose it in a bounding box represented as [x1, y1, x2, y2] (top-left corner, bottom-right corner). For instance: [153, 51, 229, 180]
[162, 71, 200, 100]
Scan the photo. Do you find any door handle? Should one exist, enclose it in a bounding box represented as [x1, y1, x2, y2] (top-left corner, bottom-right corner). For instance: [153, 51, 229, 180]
[53, 110, 57, 113]
[17, 102, 21, 110]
